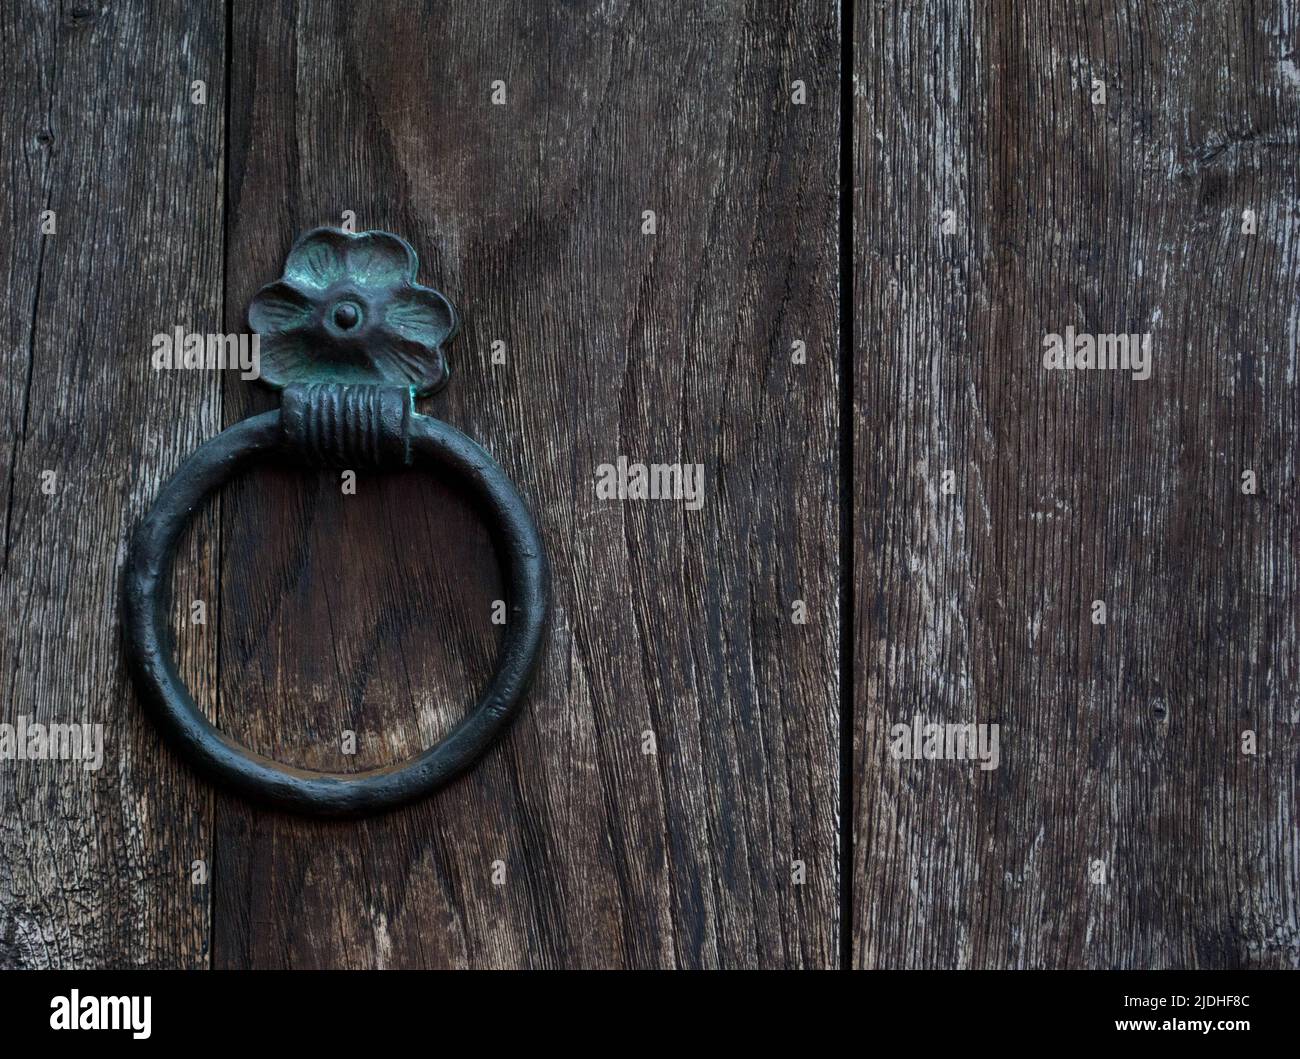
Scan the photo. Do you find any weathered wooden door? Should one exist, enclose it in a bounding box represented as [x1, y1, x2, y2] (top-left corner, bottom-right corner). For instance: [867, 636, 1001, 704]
[1, 0, 838, 968]
[853, 2, 1300, 968]
[2, 0, 1297, 974]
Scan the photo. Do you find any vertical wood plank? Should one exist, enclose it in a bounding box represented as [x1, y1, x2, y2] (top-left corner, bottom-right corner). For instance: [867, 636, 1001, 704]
[0, 0, 224, 967]
[214, 0, 838, 968]
[855, 0, 1300, 968]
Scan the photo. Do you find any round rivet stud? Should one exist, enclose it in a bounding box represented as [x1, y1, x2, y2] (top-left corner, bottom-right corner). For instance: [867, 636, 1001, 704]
[333, 301, 361, 329]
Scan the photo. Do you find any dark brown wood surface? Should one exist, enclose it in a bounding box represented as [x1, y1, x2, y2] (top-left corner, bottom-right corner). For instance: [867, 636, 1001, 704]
[208, 0, 837, 968]
[854, 1, 1300, 968]
[0, 0, 224, 967]
[5, 0, 1298, 973]
[0, 0, 838, 972]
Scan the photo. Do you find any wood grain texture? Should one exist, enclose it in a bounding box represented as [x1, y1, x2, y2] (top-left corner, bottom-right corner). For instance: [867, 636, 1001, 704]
[854, 0, 1300, 968]
[0, 0, 224, 967]
[207, 0, 839, 968]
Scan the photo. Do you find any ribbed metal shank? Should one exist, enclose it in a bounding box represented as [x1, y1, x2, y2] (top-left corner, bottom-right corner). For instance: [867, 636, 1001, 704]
[280, 383, 412, 467]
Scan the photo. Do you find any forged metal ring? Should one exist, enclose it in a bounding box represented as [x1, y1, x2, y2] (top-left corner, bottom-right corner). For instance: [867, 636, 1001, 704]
[121, 228, 548, 817]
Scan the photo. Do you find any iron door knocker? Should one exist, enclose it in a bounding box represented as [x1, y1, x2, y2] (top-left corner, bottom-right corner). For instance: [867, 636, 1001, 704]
[122, 227, 549, 817]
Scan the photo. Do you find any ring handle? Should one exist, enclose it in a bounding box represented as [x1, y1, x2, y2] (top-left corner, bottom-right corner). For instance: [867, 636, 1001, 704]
[121, 229, 548, 817]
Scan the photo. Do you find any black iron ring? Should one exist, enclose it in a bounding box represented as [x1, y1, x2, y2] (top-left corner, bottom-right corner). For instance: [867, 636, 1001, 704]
[122, 401, 548, 817]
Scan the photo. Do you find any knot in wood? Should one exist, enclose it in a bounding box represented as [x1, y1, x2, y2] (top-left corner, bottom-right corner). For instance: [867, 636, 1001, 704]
[280, 383, 413, 467]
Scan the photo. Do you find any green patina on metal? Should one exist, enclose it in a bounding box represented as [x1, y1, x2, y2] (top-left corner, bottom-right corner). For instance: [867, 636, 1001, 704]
[248, 227, 459, 396]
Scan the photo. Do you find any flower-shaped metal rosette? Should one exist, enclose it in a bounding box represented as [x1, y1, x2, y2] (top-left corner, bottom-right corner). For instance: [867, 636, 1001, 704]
[248, 227, 459, 395]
